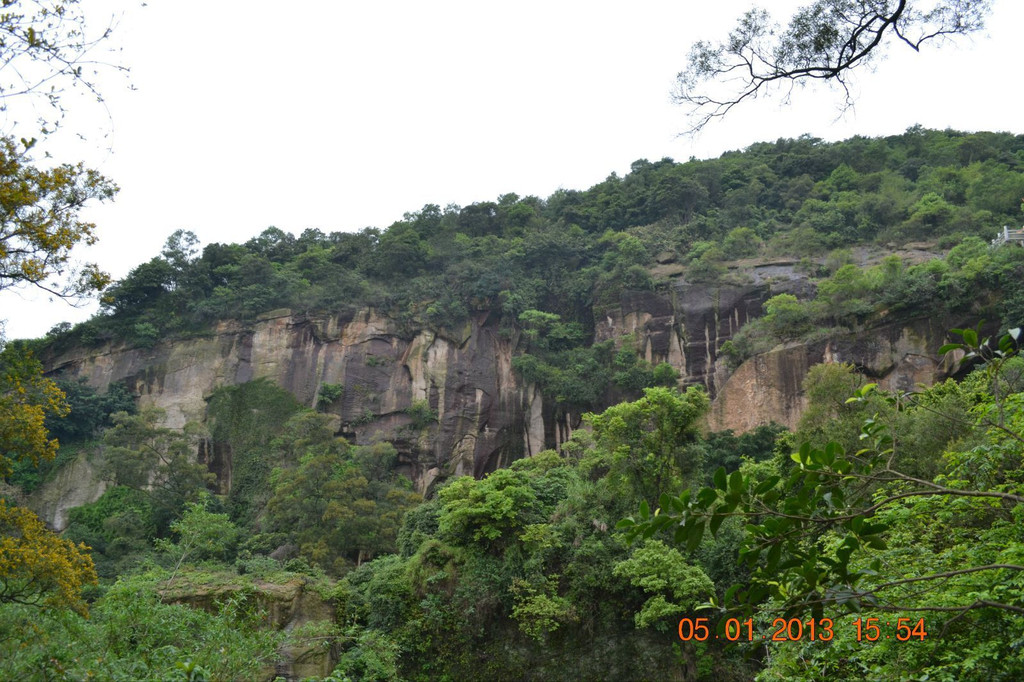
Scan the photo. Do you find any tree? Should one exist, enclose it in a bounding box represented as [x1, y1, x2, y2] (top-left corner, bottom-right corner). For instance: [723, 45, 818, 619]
[102, 407, 216, 530]
[585, 386, 709, 506]
[0, 137, 117, 298]
[0, 0, 126, 133]
[0, 1, 123, 302]
[622, 325, 1024, 678]
[158, 496, 239, 587]
[0, 498, 96, 615]
[263, 412, 420, 572]
[0, 341, 68, 477]
[0, 340, 96, 617]
[612, 539, 714, 630]
[676, 1, 991, 133]
[0, 0, 120, 622]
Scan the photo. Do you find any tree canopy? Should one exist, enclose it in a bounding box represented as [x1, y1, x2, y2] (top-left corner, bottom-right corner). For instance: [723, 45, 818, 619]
[0, 137, 116, 299]
[676, 1, 992, 132]
[0, 0, 126, 134]
[622, 326, 1024, 679]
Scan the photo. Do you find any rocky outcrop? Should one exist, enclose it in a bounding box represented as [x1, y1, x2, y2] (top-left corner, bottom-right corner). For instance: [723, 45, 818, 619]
[708, 316, 955, 432]
[160, 575, 337, 681]
[45, 308, 531, 496]
[597, 266, 814, 392]
[26, 449, 107, 531]
[40, 270, 957, 515]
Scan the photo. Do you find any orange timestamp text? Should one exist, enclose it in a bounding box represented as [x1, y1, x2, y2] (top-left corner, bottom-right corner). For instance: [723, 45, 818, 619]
[678, 616, 928, 643]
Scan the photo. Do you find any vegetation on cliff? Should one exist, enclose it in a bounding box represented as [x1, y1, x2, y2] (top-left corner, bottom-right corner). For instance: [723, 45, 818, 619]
[4, 126, 1024, 680]
[44, 127, 1024, 356]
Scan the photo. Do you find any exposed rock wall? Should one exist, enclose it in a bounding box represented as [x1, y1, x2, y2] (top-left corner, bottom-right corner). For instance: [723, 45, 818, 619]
[160, 576, 337, 681]
[708, 317, 954, 432]
[45, 308, 532, 496]
[26, 450, 108, 530]
[40, 276, 956, 520]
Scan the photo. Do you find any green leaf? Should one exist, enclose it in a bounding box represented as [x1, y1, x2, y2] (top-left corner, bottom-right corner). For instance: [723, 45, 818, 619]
[728, 470, 744, 493]
[713, 466, 727, 491]
[766, 542, 782, 571]
[639, 499, 650, 520]
[938, 342, 962, 355]
[753, 475, 780, 495]
[686, 520, 706, 552]
[824, 441, 840, 464]
[697, 487, 717, 507]
[674, 525, 686, 545]
[864, 535, 887, 550]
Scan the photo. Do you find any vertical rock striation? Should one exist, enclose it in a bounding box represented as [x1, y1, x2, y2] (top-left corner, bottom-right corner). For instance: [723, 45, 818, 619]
[40, 277, 954, 518]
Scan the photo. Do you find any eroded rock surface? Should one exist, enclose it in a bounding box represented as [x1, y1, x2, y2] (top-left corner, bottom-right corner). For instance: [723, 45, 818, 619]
[40, 278, 957, 521]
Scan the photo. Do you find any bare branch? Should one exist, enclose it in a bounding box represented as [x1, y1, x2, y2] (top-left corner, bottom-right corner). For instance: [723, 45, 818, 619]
[676, 0, 992, 134]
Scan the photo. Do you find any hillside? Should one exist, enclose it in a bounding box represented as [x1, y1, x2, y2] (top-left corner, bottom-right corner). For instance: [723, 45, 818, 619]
[32, 129, 1024, 497]
[5, 128, 1024, 680]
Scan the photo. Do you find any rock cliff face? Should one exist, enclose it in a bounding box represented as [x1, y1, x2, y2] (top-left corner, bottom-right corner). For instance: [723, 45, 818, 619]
[160, 576, 336, 681]
[40, 272, 955, 523]
[708, 317, 952, 433]
[45, 308, 529, 497]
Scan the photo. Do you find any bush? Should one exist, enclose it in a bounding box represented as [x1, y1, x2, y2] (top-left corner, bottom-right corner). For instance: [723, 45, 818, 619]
[317, 382, 344, 410]
[405, 399, 437, 430]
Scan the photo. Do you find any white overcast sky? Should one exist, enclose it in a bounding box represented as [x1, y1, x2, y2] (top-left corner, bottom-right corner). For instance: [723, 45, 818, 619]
[2, 0, 1022, 340]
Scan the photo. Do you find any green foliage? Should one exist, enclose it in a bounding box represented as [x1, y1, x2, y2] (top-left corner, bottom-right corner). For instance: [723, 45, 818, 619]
[623, 326, 1024, 680]
[329, 627, 402, 681]
[335, 394, 777, 680]
[44, 378, 135, 445]
[131, 321, 160, 348]
[698, 423, 786, 484]
[761, 293, 813, 338]
[726, 238, 1024, 365]
[722, 226, 762, 258]
[437, 469, 540, 549]
[404, 398, 437, 430]
[317, 382, 344, 410]
[63, 485, 155, 578]
[584, 386, 709, 504]
[611, 341, 680, 391]
[510, 575, 573, 639]
[0, 573, 284, 681]
[102, 407, 215, 532]
[205, 379, 304, 526]
[47, 128, 1024, 366]
[612, 539, 714, 631]
[794, 362, 871, 454]
[263, 412, 420, 573]
[159, 496, 240, 586]
[15, 126, 1024, 680]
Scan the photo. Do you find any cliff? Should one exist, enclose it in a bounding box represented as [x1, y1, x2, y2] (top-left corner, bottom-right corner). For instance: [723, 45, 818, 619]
[38, 274, 955, 526]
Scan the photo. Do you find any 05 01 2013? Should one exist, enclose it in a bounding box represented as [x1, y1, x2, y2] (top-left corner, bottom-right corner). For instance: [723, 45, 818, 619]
[677, 617, 928, 642]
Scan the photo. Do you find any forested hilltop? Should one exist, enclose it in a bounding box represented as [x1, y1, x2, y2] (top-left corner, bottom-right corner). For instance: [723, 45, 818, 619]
[50, 127, 1024, 349]
[5, 128, 1024, 681]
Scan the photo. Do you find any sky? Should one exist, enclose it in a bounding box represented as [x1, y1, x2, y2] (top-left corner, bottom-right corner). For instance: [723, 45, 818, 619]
[2, 0, 1022, 340]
